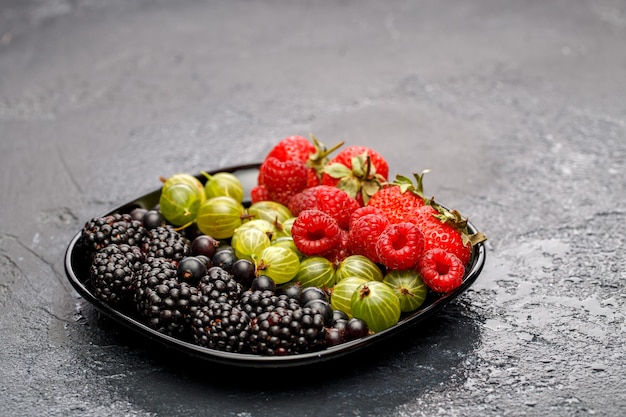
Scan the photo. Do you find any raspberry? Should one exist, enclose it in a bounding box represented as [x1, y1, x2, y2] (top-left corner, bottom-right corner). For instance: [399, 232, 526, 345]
[417, 248, 465, 293]
[288, 185, 359, 229]
[291, 209, 341, 257]
[347, 213, 389, 263]
[375, 222, 425, 270]
[325, 228, 350, 264]
[349, 205, 386, 229]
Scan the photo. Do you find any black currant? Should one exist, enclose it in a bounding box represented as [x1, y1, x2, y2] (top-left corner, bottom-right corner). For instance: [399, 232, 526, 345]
[251, 275, 275, 292]
[177, 256, 207, 285]
[305, 299, 333, 326]
[130, 207, 148, 221]
[195, 254, 213, 269]
[142, 209, 165, 230]
[278, 282, 302, 300]
[299, 287, 327, 306]
[324, 327, 344, 347]
[333, 318, 348, 334]
[231, 259, 255, 287]
[332, 309, 349, 323]
[344, 318, 369, 340]
[191, 234, 220, 258]
[212, 249, 236, 272]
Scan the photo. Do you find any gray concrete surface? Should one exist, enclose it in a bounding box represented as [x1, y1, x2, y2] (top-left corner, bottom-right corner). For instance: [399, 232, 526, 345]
[1, 0, 625, 416]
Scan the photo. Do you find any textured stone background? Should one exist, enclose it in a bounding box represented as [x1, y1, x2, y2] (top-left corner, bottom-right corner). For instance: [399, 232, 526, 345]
[1, 0, 625, 416]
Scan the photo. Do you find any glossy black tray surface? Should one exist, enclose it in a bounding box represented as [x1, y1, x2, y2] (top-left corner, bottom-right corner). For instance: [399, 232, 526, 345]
[65, 165, 486, 368]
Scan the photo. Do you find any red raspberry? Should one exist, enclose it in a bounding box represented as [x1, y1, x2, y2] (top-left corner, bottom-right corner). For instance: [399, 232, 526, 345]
[347, 213, 389, 263]
[376, 222, 425, 270]
[288, 185, 359, 230]
[325, 228, 350, 264]
[291, 209, 341, 257]
[417, 248, 465, 294]
[349, 205, 386, 229]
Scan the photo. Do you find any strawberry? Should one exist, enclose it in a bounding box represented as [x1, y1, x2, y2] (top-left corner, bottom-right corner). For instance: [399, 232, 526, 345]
[288, 185, 360, 230]
[265, 135, 316, 163]
[407, 202, 482, 265]
[291, 209, 341, 257]
[322, 145, 389, 205]
[366, 172, 428, 224]
[417, 248, 465, 293]
[375, 222, 425, 270]
[259, 157, 309, 206]
[250, 184, 270, 204]
[259, 134, 344, 188]
[347, 213, 389, 263]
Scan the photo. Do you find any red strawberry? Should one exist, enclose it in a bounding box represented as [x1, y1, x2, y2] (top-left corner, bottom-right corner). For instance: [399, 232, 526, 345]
[259, 157, 309, 206]
[291, 209, 341, 257]
[408, 203, 474, 265]
[259, 134, 344, 188]
[322, 145, 389, 205]
[288, 185, 360, 230]
[250, 184, 270, 204]
[417, 248, 465, 293]
[366, 172, 428, 224]
[375, 222, 425, 270]
[347, 213, 389, 263]
[265, 135, 316, 163]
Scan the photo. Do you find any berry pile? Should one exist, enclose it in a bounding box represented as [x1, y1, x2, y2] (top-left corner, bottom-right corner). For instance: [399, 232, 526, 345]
[80, 134, 486, 355]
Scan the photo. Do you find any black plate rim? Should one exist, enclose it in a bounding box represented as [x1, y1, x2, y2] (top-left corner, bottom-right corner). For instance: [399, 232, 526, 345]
[64, 165, 487, 368]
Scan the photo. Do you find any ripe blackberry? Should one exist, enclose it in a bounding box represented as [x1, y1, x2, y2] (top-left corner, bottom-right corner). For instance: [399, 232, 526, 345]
[143, 225, 191, 262]
[191, 302, 250, 353]
[135, 256, 200, 336]
[102, 243, 144, 270]
[248, 306, 326, 355]
[237, 290, 300, 320]
[198, 266, 244, 306]
[81, 213, 147, 255]
[89, 244, 142, 305]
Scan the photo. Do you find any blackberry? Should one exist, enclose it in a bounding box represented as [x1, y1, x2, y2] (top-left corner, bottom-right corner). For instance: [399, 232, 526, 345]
[102, 243, 144, 270]
[81, 213, 147, 255]
[143, 225, 191, 262]
[198, 266, 244, 306]
[89, 244, 142, 305]
[237, 290, 300, 320]
[247, 306, 326, 356]
[135, 257, 200, 336]
[191, 302, 250, 352]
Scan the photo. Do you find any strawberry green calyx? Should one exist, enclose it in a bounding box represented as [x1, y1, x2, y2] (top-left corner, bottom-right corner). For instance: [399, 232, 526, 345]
[306, 134, 344, 178]
[392, 170, 430, 201]
[324, 152, 386, 204]
[428, 198, 488, 247]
